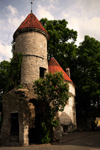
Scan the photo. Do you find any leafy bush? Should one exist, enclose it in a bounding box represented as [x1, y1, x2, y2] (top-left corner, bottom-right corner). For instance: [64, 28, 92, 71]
[33, 72, 69, 143]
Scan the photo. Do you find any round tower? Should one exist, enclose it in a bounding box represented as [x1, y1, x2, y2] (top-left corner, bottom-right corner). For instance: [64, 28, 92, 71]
[13, 13, 49, 85]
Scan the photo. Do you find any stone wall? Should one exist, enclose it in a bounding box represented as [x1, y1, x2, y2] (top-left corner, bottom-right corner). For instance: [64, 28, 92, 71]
[1, 88, 35, 146]
[15, 32, 47, 59]
[58, 82, 77, 135]
[14, 32, 48, 84]
[21, 56, 48, 84]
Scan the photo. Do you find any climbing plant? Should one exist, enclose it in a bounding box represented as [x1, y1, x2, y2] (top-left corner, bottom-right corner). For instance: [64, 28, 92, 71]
[33, 72, 69, 143]
[0, 53, 23, 93]
[7, 53, 23, 91]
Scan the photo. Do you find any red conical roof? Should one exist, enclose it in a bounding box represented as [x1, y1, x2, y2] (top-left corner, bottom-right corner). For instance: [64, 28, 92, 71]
[13, 13, 49, 40]
[48, 57, 73, 83]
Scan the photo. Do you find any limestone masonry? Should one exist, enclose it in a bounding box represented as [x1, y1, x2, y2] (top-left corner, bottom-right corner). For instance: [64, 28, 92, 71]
[15, 32, 48, 84]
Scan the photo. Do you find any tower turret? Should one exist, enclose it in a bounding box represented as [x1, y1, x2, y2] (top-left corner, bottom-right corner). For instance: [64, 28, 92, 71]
[13, 13, 49, 85]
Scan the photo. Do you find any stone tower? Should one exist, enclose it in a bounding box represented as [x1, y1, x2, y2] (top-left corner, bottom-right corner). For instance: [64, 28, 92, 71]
[13, 12, 49, 85]
[1, 12, 49, 146]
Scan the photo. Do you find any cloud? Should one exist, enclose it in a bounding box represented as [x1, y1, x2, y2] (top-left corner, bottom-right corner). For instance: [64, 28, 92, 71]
[75, 0, 100, 18]
[35, 0, 59, 20]
[80, 17, 100, 41]
[6, 5, 18, 16]
[61, 0, 100, 45]
[0, 5, 25, 61]
[61, 0, 100, 21]
[36, 5, 54, 20]
[64, 0, 100, 19]
[0, 5, 25, 45]
[47, 0, 58, 10]
[0, 42, 12, 62]
[6, 5, 25, 29]
[8, 15, 25, 29]
[67, 16, 100, 45]
[49, 0, 56, 3]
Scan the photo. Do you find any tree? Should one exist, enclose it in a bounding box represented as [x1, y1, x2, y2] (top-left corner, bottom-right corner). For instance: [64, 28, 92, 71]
[33, 72, 69, 143]
[8, 53, 22, 89]
[74, 35, 100, 116]
[0, 60, 10, 127]
[0, 53, 22, 94]
[40, 18, 77, 71]
[0, 60, 10, 94]
[40, 18, 100, 117]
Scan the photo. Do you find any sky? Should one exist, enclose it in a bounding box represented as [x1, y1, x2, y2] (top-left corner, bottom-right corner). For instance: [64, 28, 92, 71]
[0, 0, 100, 62]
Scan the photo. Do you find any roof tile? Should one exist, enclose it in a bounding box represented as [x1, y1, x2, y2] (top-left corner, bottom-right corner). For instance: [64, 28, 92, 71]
[13, 13, 49, 40]
[48, 57, 73, 83]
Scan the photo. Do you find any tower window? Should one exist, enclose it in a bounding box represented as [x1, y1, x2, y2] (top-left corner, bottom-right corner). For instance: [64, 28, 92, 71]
[40, 67, 46, 78]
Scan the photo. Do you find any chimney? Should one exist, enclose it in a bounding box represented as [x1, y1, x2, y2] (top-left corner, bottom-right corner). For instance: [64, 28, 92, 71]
[66, 68, 71, 78]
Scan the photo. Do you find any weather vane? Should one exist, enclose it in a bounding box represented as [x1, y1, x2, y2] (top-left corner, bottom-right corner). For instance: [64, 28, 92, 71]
[31, 0, 34, 13]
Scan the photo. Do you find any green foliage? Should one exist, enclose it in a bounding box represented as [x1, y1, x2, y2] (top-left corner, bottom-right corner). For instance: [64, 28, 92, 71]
[34, 72, 69, 111]
[40, 122, 51, 144]
[40, 18, 100, 117]
[8, 53, 22, 90]
[0, 60, 10, 93]
[18, 85, 23, 89]
[34, 72, 69, 143]
[11, 40, 15, 53]
[74, 35, 100, 115]
[40, 17, 100, 117]
[0, 53, 22, 93]
[40, 18, 77, 70]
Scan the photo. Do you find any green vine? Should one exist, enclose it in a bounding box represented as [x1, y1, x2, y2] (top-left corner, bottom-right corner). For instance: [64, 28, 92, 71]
[11, 40, 15, 53]
[18, 85, 23, 89]
[7, 53, 23, 91]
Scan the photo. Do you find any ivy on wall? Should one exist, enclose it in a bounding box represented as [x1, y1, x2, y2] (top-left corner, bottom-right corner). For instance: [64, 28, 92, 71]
[7, 53, 23, 91]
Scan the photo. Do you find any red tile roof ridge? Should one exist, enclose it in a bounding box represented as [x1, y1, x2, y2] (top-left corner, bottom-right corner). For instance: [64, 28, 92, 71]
[13, 12, 49, 40]
[48, 57, 74, 84]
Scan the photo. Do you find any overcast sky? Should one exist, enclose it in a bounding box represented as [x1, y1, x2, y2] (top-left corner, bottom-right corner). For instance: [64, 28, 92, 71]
[0, 0, 100, 62]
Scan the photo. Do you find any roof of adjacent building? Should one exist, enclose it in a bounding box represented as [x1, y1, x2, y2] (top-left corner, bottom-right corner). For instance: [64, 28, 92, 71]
[48, 57, 73, 84]
[13, 13, 49, 40]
